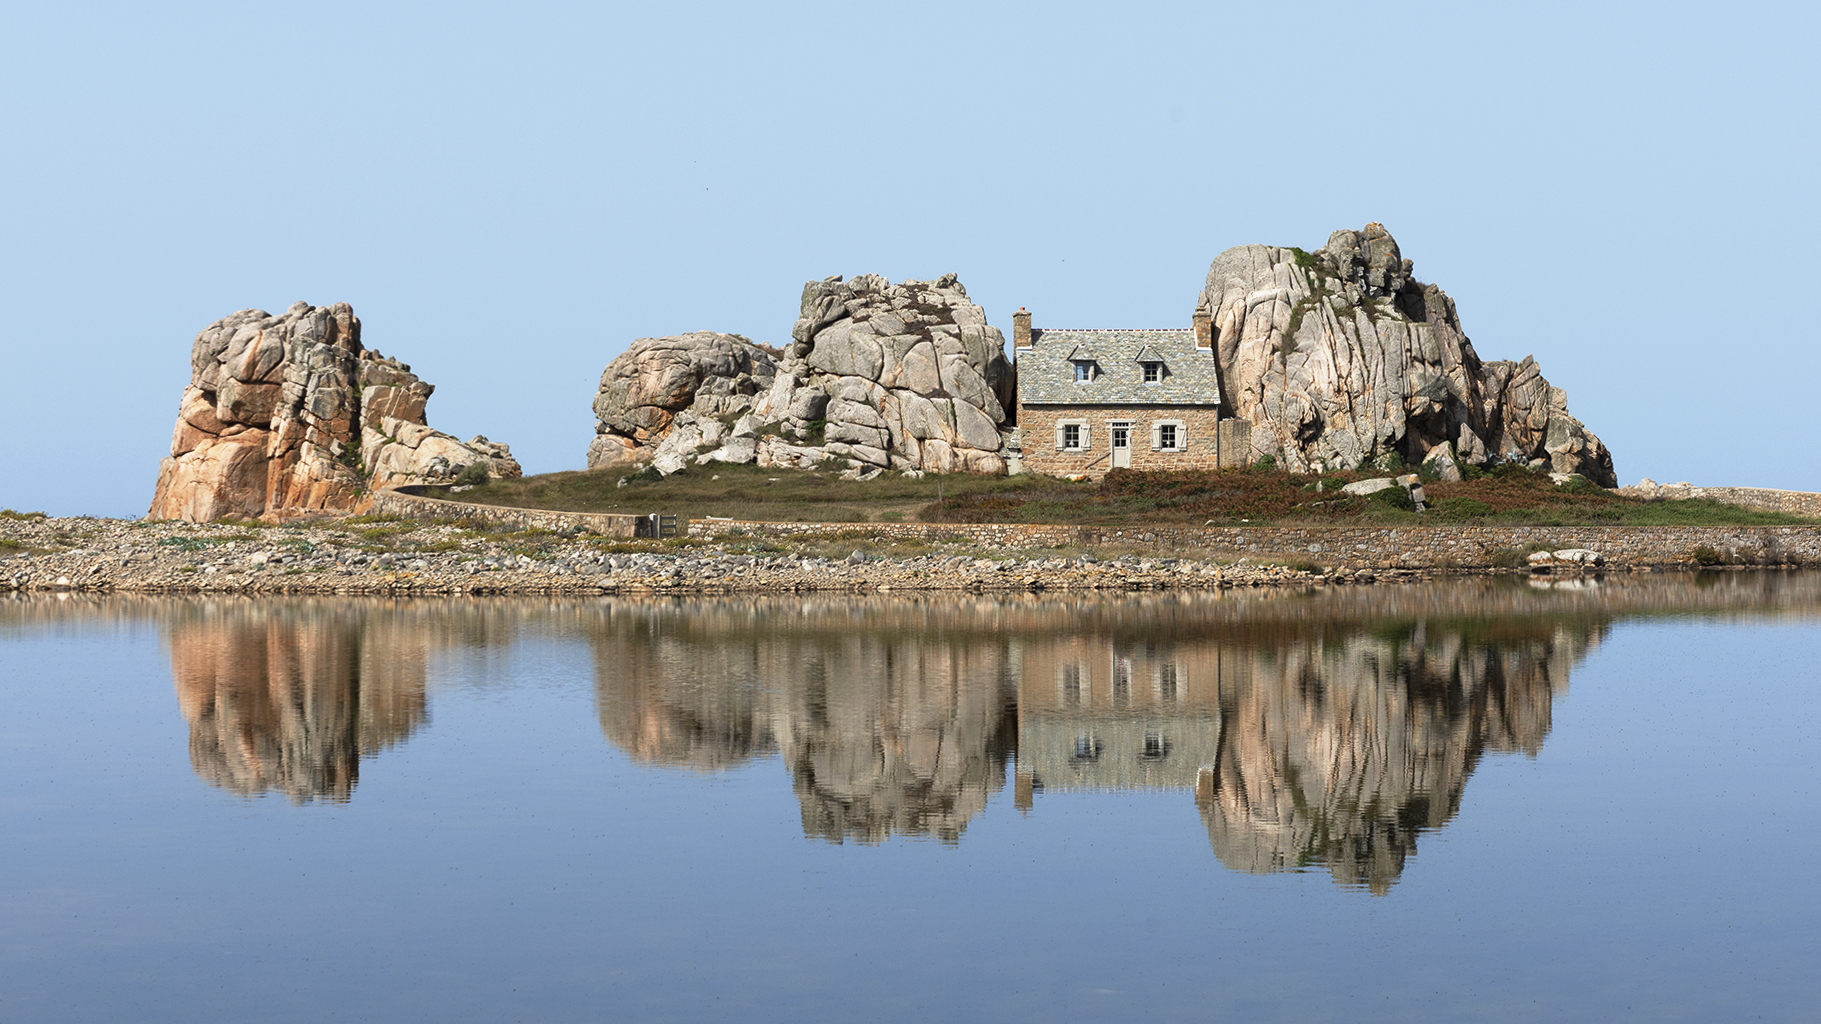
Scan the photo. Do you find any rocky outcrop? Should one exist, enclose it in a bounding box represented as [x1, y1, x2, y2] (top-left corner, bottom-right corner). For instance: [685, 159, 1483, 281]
[1202, 224, 1616, 485]
[585, 332, 780, 470]
[585, 274, 1014, 477]
[150, 302, 520, 522]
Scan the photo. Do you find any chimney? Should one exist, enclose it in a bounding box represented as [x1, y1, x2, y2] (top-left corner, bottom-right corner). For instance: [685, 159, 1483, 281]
[1012, 307, 1032, 349]
[1193, 295, 1212, 350]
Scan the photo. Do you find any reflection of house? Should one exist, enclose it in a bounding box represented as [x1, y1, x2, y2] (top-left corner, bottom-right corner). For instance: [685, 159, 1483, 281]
[581, 592, 1592, 888]
[1013, 639, 1222, 808]
[1012, 304, 1251, 478]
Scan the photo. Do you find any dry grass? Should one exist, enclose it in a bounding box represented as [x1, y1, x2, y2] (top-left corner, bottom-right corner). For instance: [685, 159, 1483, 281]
[427, 461, 1816, 529]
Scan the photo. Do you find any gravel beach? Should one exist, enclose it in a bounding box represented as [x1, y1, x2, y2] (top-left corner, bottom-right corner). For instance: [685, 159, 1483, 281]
[0, 514, 1457, 596]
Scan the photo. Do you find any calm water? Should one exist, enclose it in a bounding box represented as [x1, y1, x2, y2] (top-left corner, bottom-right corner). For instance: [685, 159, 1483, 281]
[3, 577, 1819, 1023]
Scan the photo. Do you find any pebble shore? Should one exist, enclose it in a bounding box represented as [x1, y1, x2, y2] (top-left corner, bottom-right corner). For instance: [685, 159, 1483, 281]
[0, 514, 1491, 596]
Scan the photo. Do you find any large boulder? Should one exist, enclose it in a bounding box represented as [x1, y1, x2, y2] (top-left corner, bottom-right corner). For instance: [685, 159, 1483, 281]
[586, 332, 779, 469]
[1200, 224, 1617, 485]
[150, 302, 520, 522]
[586, 274, 1014, 476]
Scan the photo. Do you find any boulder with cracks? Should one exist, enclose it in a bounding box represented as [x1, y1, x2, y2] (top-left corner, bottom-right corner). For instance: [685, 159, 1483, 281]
[150, 302, 521, 522]
[1201, 224, 1616, 485]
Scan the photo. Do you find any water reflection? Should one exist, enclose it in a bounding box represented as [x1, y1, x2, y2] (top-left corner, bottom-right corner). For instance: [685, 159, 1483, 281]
[1192, 618, 1581, 893]
[7, 573, 1817, 882]
[593, 601, 1018, 842]
[580, 577, 1816, 887]
[168, 601, 430, 803]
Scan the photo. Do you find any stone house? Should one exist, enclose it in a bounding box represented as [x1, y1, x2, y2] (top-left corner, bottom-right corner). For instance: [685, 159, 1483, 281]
[1011, 304, 1251, 478]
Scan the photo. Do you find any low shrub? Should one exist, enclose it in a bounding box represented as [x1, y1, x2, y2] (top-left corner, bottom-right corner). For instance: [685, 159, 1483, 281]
[1369, 486, 1415, 512]
[1431, 497, 1494, 520]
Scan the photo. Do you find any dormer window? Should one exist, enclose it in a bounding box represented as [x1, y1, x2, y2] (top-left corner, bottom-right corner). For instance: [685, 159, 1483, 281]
[1072, 360, 1097, 382]
[1133, 344, 1167, 385]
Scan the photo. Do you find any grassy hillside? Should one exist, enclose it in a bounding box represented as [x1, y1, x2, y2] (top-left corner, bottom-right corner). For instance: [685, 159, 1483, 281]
[433, 462, 1817, 529]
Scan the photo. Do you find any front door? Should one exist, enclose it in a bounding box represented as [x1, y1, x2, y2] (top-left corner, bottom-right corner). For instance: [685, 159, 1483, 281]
[1110, 422, 1131, 468]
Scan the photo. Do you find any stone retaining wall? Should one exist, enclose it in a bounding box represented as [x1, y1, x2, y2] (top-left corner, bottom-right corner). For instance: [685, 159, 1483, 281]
[369, 486, 1821, 569]
[370, 488, 646, 537]
[1686, 486, 1821, 518]
[689, 518, 1821, 569]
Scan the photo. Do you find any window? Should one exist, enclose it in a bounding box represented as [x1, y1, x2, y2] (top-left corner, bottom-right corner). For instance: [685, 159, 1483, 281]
[1142, 361, 1163, 384]
[1072, 360, 1097, 382]
[1156, 662, 1179, 703]
[1063, 423, 1081, 449]
[1141, 731, 1172, 762]
[1152, 420, 1185, 452]
[1055, 419, 1089, 451]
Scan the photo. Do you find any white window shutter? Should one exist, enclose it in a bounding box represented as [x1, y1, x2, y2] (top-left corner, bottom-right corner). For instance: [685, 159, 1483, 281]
[1055, 422, 1066, 450]
[1176, 421, 1187, 449]
[1081, 422, 1090, 448]
[1151, 422, 1163, 450]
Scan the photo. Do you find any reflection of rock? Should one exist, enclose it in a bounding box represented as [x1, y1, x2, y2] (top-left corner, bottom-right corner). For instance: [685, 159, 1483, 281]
[777, 636, 1015, 844]
[1195, 619, 1593, 894]
[169, 601, 428, 803]
[592, 598, 1017, 842]
[587, 588, 1605, 865]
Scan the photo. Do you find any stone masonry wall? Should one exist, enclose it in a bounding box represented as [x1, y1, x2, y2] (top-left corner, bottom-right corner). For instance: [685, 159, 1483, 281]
[370, 485, 1821, 569]
[684, 519, 1821, 569]
[1685, 487, 1821, 518]
[370, 489, 646, 537]
[1019, 407, 1251, 477]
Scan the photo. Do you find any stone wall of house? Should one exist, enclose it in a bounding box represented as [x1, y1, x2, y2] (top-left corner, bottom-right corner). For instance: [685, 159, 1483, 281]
[1018, 407, 1252, 477]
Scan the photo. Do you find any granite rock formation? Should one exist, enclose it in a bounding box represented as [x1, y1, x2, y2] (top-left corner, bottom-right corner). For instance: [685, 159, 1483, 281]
[585, 331, 780, 470]
[1201, 224, 1616, 485]
[150, 302, 520, 522]
[585, 274, 1015, 477]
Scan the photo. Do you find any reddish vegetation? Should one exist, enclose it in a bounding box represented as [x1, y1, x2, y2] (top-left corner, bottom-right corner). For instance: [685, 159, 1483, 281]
[926, 465, 1806, 527]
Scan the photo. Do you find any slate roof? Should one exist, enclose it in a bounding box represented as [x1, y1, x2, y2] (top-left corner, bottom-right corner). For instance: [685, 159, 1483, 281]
[1016, 329, 1222, 406]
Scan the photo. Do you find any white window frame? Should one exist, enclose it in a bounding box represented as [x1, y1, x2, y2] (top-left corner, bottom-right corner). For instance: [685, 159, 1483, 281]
[1151, 419, 1186, 452]
[1055, 419, 1090, 452]
[1142, 361, 1163, 384]
[1072, 360, 1097, 382]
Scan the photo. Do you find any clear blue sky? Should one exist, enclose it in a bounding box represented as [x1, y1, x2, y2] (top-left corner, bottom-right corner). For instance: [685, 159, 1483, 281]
[3, 1, 1815, 517]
